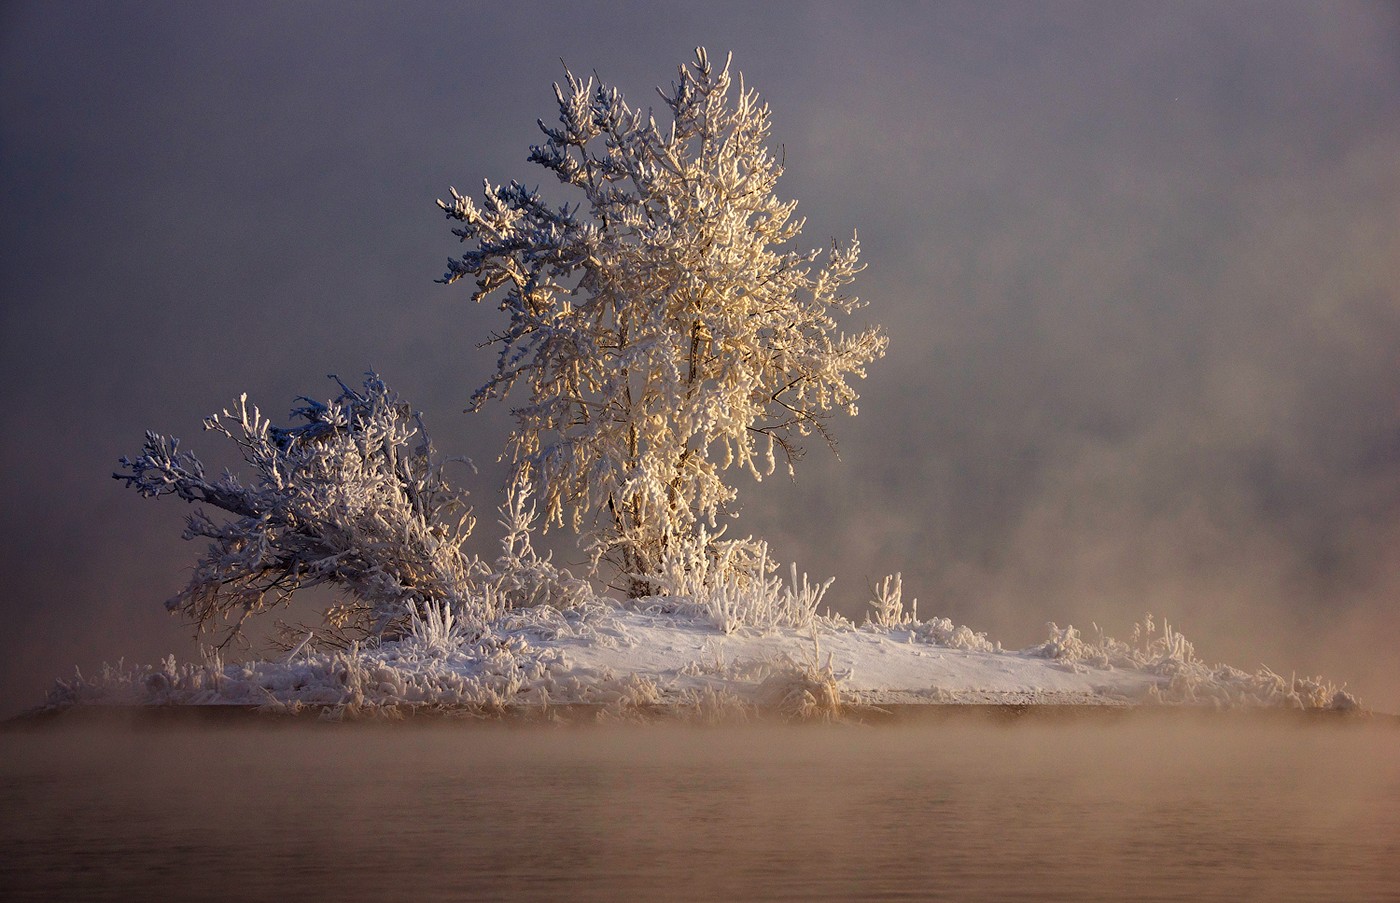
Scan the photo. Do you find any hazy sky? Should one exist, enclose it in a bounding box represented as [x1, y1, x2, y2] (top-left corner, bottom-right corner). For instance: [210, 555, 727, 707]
[2, 1, 1397, 715]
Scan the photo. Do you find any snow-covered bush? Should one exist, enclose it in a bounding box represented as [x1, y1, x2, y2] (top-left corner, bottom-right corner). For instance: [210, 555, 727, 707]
[907, 616, 998, 653]
[437, 47, 887, 591]
[115, 375, 481, 647]
[867, 573, 915, 628]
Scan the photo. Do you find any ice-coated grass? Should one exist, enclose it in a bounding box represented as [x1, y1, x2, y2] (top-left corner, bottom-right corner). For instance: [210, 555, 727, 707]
[651, 530, 835, 634]
[1026, 614, 1359, 711]
[406, 599, 470, 656]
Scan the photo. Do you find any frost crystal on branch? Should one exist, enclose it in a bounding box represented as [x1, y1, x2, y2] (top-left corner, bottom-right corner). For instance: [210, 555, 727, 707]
[115, 375, 480, 647]
[438, 48, 887, 590]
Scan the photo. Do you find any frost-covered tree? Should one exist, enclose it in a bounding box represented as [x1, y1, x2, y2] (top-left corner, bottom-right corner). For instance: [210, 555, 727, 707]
[438, 48, 887, 590]
[115, 375, 479, 647]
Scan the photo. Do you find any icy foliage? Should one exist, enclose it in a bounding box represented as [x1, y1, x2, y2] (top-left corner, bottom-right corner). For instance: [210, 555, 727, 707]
[48, 640, 549, 715]
[868, 573, 915, 627]
[1026, 614, 1357, 710]
[651, 525, 773, 597]
[483, 481, 592, 611]
[857, 574, 997, 651]
[437, 48, 887, 589]
[1027, 614, 1205, 670]
[116, 375, 483, 646]
[672, 685, 757, 725]
[904, 617, 999, 653]
[48, 607, 591, 715]
[406, 600, 470, 657]
[755, 637, 844, 721]
[647, 529, 834, 634]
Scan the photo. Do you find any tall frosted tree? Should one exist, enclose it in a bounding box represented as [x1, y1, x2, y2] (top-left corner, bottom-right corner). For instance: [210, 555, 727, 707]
[438, 48, 886, 590]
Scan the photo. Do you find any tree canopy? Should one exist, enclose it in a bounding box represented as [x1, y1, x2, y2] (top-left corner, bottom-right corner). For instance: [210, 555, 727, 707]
[438, 48, 886, 589]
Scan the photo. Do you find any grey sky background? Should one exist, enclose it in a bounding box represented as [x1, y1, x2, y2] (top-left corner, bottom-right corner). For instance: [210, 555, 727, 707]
[2, 1, 1397, 715]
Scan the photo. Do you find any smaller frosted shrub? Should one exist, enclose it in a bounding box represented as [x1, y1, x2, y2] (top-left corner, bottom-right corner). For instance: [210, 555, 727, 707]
[776, 563, 834, 632]
[909, 617, 997, 653]
[867, 573, 914, 628]
[486, 481, 593, 611]
[116, 374, 481, 647]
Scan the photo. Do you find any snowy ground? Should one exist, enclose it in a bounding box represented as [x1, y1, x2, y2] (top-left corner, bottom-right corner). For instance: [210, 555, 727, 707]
[546, 607, 1152, 707]
[40, 601, 1359, 720]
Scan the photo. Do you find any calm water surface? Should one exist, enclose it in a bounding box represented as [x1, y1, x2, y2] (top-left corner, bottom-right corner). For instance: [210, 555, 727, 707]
[1, 716, 1396, 901]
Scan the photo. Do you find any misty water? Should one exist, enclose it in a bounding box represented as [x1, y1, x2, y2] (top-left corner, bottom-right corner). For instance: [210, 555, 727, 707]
[2, 717, 1396, 902]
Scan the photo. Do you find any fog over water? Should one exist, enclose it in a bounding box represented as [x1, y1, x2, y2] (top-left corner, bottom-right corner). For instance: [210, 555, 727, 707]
[2, 2, 1398, 714]
[2, 720, 1398, 901]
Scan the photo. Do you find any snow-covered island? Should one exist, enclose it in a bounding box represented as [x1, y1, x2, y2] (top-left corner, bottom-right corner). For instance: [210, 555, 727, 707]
[59, 371, 1354, 722]
[45, 598, 1359, 721]
[38, 50, 1361, 723]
